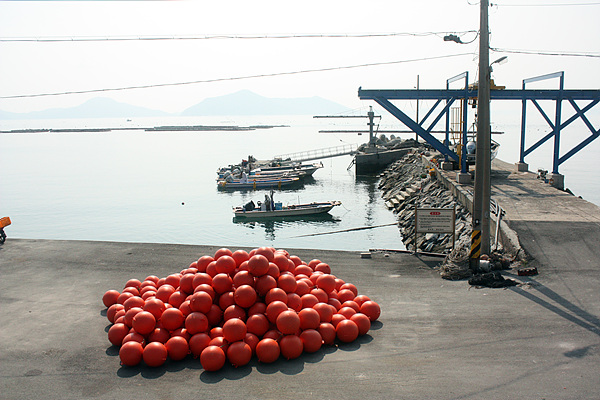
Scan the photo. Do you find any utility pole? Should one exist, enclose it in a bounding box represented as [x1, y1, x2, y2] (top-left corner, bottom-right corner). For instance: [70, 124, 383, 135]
[471, 0, 492, 268]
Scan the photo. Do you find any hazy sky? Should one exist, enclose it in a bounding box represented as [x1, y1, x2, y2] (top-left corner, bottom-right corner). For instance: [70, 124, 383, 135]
[1, 0, 599, 114]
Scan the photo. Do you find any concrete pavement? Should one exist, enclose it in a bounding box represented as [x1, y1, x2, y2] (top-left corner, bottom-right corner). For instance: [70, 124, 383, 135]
[1, 238, 599, 399]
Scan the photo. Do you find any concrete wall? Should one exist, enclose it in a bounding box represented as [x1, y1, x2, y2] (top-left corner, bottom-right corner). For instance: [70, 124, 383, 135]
[422, 157, 523, 257]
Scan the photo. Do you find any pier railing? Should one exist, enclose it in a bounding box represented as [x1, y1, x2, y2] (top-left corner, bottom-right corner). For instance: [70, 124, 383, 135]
[274, 144, 358, 162]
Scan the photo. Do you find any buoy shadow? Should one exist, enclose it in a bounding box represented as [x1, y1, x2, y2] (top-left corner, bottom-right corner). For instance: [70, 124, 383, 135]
[200, 362, 252, 383]
[117, 363, 167, 379]
[105, 345, 119, 357]
[112, 332, 377, 379]
[337, 334, 373, 352]
[370, 320, 384, 330]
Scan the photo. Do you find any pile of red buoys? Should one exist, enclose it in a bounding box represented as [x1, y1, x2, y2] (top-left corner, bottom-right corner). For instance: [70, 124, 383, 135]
[102, 247, 381, 370]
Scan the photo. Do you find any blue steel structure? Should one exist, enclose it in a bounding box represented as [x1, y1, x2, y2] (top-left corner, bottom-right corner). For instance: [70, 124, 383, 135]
[446, 71, 470, 173]
[358, 71, 600, 176]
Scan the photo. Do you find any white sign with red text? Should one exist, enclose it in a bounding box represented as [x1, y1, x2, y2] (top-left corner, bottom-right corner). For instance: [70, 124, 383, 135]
[415, 207, 455, 233]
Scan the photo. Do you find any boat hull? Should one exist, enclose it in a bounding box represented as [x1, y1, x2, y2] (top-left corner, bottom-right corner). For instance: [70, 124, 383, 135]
[217, 177, 300, 190]
[233, 201, 341, 218]
[252, 162, 323, 177]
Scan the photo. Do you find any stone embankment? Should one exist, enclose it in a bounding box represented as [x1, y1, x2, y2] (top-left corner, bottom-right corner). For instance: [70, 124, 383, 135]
[378, 150, 516, 282]
[378, 151, 472, 255]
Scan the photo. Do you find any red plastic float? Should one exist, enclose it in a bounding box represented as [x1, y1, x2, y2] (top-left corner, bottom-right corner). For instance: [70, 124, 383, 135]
[102, 246, 381, 371]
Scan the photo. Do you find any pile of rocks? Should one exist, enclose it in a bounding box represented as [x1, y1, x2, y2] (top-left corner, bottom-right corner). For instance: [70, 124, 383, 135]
[378, 152, 472, 255]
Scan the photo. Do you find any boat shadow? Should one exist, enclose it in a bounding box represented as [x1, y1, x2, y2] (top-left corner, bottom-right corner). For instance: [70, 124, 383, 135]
[233, 213, 340, 225]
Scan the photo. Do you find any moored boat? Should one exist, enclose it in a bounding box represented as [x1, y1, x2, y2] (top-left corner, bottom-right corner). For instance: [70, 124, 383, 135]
[233, 200, 341, 218]
[252, 161, 323, 177]
[217, 160, 323, 180]
[464, 139, 500, 165]
[217, 176, 301, 190]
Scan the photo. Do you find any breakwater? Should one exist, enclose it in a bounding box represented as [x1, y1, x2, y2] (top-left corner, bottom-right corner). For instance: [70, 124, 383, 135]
[378, 151, 473, 254]
[378, 151, 519, 281]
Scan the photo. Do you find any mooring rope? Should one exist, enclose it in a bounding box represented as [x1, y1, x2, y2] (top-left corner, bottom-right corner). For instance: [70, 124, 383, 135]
[289, 222, 397, 238]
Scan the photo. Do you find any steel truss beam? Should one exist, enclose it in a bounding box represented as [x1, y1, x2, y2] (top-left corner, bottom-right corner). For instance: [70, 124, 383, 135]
[358, 72, 600, 175]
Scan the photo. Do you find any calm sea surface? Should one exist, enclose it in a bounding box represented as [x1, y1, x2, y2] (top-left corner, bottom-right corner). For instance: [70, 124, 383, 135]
[0, 115, 404, 252]
[1, 115, 598, 251]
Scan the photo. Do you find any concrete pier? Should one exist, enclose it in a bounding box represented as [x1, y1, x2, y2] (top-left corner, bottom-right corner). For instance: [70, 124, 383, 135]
[430, 158, 600, 262]
[1, 159, 599, 399]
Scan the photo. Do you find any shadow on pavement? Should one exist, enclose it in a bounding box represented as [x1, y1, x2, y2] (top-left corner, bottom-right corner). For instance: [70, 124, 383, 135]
[508, 281, 600, 337]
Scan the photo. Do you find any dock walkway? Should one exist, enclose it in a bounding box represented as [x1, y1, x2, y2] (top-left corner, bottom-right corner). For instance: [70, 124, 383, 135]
[433, 158, 600, 318]
[273, 143, 358, 162]
[434, 158, 600, 268]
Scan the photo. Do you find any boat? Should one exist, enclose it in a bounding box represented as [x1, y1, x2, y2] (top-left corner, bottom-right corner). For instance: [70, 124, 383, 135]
[233, 200, 341, 218]
[248, 168, 307, 179]
[217, 176, 301, 190]
[251, 161, 324, 177]
[218, 161, 323, 180]
[464, 139, 500, 166]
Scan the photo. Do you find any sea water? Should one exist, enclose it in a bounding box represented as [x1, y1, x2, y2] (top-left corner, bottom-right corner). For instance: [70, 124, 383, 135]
[0, 115, 403, 252]
[1, 115, 598, 252]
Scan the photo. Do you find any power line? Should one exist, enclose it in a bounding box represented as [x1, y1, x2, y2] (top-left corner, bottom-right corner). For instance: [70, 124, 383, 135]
[0, 31, 478, 43]
[491, 1, 600, 6]
[0, 53, 473, 99]
[491, 47, 600, 58]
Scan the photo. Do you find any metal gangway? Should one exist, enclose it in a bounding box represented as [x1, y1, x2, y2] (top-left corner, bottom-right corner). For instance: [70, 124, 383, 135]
[274, 143, 358, 163]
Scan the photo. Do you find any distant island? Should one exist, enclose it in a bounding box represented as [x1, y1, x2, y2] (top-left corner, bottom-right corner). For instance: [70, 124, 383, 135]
[145, 124, 289, 132]
[0, 124, 289, 134]
[0, 90, 350, 120]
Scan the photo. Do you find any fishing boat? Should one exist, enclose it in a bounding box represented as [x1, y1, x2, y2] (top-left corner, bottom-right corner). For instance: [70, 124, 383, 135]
[248, 168, 307, 179]
[233, 200, 341, 218]
[464, 139, 500, 166]
[251, 161, 324, 177]
[217, 176, 300, 190]
[217, 161, 323, 180]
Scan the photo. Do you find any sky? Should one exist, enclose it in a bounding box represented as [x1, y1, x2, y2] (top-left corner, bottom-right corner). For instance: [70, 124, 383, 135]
[1, 0, 599, 115]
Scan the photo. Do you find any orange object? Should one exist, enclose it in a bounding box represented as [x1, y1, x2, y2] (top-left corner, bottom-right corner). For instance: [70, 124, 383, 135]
[0, 217, 10, 228]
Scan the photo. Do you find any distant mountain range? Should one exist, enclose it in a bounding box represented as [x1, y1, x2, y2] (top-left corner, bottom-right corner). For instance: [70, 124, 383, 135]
[181, 90, 349, 116]
[0, 90, 350, 120]
[0, 97, 171, 120]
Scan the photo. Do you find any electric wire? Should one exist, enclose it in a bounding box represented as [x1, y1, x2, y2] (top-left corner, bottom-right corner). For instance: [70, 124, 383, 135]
[0, 52, 474, 99]
[491, 47, 600, 58]
[491, 1, 600, 6]
[0, 31, 478, 43]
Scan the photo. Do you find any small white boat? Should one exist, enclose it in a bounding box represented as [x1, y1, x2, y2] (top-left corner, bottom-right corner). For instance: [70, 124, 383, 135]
[217, 176, 301, 190]
[233, 200, 341, 218]
[465, 139, 500, 165]
[251, 162, 323, 177]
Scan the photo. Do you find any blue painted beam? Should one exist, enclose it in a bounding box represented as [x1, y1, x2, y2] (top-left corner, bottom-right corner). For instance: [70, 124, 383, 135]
[530, 99, 555, 130]
[558, 130, 600, 166]
[564, 99, 599, 132]
[372, 97, 459, 161]
[552, 74, 564, 174]
[358, 82, 600, 175]
[557, 99, 599, 166]
[525, 100, 600, 160]
[426, 97, 457, 134]
[419, 99, 442, 126]
[358, 88, 600, 101]
[524, 130, 554, 158]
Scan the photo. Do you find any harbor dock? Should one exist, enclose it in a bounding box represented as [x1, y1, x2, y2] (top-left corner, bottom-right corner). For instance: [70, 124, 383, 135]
[431, 158, 600, 270]
[1, 160, 599, 399]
